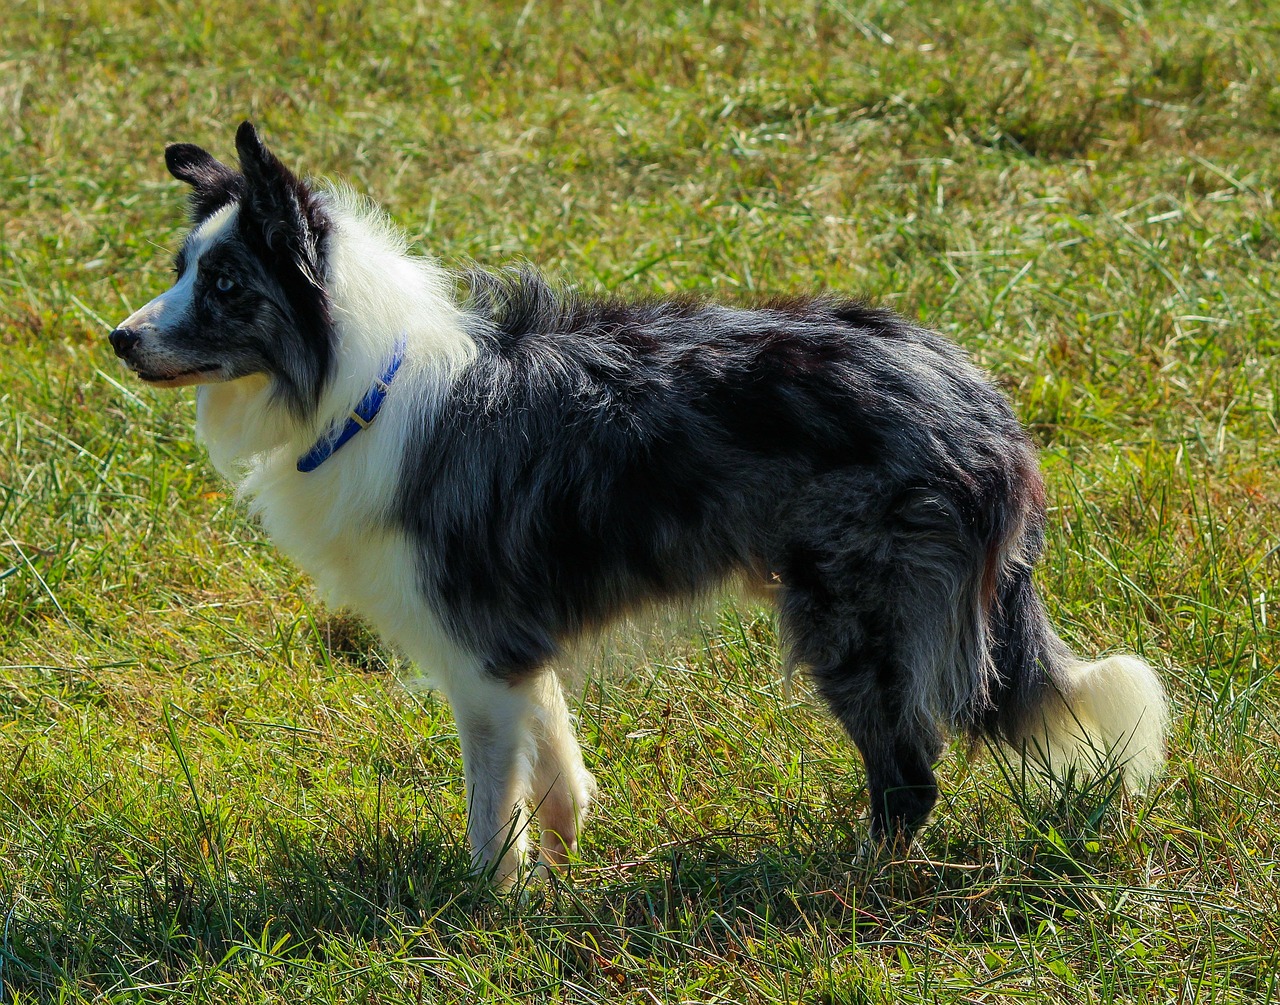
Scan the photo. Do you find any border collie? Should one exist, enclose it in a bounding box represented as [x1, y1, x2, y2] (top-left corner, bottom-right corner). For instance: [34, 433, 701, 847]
[109, 122, 1168, 882]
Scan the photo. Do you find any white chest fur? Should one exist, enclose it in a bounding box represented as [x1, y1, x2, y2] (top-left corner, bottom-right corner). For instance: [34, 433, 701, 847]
[195, 374, 464, 678]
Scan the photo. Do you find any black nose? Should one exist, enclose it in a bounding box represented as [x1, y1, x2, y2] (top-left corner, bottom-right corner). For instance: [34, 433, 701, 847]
[109, 327, 140, 358]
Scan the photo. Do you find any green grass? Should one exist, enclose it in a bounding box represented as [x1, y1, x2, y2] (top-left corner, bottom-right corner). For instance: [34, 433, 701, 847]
[2, 0, 1279, 1000]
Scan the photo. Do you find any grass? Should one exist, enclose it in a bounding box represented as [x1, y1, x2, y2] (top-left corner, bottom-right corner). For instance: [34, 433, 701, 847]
[2, 0, 1279, 1000]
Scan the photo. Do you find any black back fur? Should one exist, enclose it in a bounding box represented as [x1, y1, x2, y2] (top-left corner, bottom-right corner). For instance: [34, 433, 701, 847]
[391, 268, 1057, 834]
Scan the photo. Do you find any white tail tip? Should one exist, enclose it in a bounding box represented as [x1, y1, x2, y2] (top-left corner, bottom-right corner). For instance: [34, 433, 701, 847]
[1025, 654, 1169, 790]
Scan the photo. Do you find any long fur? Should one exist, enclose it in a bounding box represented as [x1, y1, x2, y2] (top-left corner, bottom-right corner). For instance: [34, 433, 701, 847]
[110, 123, 1169, 881]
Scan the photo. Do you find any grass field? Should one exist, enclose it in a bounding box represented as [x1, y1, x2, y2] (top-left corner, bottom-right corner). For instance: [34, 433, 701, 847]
[3, 0, 1279, 1000]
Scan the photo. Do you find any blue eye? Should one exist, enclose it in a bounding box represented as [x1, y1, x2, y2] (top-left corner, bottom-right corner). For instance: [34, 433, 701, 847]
[215, 275, 235, 293]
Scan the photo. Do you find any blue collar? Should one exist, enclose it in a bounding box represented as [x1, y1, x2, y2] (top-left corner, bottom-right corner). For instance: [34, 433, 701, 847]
[296, 335, 406, 473]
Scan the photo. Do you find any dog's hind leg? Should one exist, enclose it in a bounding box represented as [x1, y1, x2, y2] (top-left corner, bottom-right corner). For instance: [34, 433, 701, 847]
[808, 652, 944, 841]
[778, 480, 980, 843]
[527, 671, 598, 870]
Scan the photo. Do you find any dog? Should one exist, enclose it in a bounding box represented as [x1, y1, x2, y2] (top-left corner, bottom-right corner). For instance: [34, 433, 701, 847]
[109, 122, 1168, 882]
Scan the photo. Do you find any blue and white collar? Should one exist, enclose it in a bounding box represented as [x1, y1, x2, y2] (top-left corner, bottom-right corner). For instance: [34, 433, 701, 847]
[296, 334, 406, 473]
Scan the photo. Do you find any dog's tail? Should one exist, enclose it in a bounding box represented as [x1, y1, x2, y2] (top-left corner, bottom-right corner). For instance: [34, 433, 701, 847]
[974, 540, 1169, 792]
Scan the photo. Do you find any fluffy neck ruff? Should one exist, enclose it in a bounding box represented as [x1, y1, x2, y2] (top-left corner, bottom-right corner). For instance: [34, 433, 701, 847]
[196, 188, 477, 483]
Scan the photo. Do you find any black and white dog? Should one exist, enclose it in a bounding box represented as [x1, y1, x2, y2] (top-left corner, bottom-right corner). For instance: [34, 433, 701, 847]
[110, 122, 1167, 882]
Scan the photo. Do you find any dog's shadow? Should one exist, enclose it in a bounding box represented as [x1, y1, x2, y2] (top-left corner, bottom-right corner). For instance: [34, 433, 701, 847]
[2, 788, 1133, 995]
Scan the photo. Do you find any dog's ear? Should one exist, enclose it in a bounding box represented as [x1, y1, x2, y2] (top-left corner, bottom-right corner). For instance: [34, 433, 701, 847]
[165, 143, 244, 222]
[234, 121, 328, 275]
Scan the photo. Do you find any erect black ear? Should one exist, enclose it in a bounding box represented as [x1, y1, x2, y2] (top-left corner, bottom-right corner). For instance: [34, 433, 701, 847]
[165, 142, 244, 222]
[233, 121, 328, 273]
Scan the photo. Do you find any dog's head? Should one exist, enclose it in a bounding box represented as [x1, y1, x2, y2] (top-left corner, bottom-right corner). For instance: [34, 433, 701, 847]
[110, 122, 334, 414]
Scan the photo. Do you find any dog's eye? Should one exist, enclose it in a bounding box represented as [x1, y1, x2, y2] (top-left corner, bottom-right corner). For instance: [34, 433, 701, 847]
[215, 275, 236, 294]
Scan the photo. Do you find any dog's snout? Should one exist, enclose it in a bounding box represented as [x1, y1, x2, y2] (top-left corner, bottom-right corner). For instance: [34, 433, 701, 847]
[109, 327, 141, 359]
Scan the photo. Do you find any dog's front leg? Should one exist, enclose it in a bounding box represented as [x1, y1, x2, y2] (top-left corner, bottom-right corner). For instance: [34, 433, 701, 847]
[438, 667, 539, 885]
[528, 671, 598, 871]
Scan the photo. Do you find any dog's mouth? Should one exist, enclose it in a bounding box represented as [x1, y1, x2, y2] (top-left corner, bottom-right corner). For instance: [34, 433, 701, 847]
[135, 363, 224, 388]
